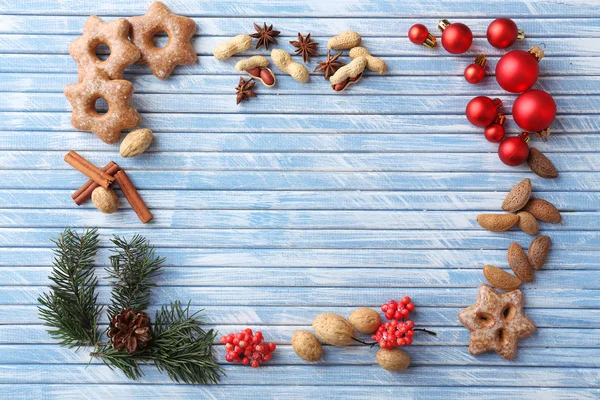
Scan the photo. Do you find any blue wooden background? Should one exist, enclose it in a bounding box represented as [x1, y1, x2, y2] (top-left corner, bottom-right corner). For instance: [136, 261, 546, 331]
[0, 0, 599, 398]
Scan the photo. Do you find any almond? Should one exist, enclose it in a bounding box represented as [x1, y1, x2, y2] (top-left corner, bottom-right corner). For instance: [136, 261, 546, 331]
[528, 148, 558, 179]
[483, 265, 522, 291]
[502, 178, 532, 212]
[292, 330, 322, 362]
[507, 242, 535, 282]
[120, 128, 153, 158]
[477, 213, 519, 232]
[528, 235, 551, 270]
[91, 187, 119, 214]
[349, 308, 381, 334]
[517, 211, 539, 236]
[522, 198, 561, 223]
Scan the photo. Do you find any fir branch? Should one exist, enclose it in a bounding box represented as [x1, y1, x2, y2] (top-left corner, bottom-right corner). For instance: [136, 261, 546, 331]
[106, 234, 164, 316]
[92, 345, 143, 381]
[37, 228, 102, 347]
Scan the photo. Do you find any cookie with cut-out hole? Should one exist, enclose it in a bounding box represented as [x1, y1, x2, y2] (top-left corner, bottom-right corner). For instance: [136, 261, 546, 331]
[69, 16, 140, 81]
[64, 68, 141, 144]
[458, 284, 536, 360]
[129, 2, 197, 79]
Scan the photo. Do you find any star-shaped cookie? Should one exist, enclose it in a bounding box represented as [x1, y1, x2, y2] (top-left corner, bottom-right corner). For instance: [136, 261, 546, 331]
[129, 2, 197, 79]
[69, 16, 141, 81]
[458, 284, 536, 360]
[64, 68, 141, 144]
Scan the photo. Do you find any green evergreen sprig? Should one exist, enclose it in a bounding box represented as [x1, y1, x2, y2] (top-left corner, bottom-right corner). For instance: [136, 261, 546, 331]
[38, 228, 223, 385]
[37, 228, 102, 348]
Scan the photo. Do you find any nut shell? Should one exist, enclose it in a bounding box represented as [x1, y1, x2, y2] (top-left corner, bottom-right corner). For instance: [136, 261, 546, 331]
[528, 235, 551, 270]
[292, 330, 322, 362]
[502, 178, 532, 212]
[522, 198, 561, 224]
[328, 31, 362, 50]
[91, 187, 119, 213]
[312, 313, 354, 346]
[483, 265, 522, 291]
[476, 213, 519, 232]
[508, 242, 535, 282]
[517, 211, 539, 236]
[376, 348, 411, 371]
[528, 148, 558, 179]
[349, 308, 381, 334]
[120, 128, 153, 158]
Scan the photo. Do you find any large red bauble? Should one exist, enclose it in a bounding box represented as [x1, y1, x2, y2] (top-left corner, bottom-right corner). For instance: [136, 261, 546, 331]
[466, 96, 498, 127]
[487, 18, 519, 48]
[513, 89, 556, 132]
[464, 63, 485, 84]
[498, 135, 530, 166]
[495, 50, 539, 93]
[441, 23, 472, 54]
[484, 123, 505, 143]
[408, 24, 429, 45]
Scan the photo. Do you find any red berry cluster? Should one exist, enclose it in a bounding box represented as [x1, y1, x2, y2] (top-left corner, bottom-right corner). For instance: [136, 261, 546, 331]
[381, 296, 415, 320]
[220, 328, 276, 368]
[372, 320, 415, 349]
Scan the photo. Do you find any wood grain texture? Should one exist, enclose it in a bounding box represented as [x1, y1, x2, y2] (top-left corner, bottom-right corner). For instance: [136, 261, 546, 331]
[0, 0, 598, 398]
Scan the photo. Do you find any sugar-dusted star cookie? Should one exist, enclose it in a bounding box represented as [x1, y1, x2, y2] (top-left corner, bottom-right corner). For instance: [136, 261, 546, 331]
[458, 284, 536, 360]
[129, 2, 197, 79]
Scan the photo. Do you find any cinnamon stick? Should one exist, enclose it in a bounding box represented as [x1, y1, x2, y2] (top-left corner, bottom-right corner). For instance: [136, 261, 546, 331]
[72, 161, 120, 205]
[64, 150, 115, 189]
[114, 170, 153, 223]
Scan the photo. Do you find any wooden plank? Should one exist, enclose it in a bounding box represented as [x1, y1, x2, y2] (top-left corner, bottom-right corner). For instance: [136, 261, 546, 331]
[2, 16, 600, 37]
[1, 385, 597, 399]
[2, 0, 599, 18]
[1, 305, 598, 327]
[2, 170, 600, 191]
[0, 228, 598, 250]
[3, 92, 598, 115]
[1, 287, 598, 308]
[0, 190, 598, 211]
[1, 113, 597, 133]
[3, 266, 599, 289]
[3, 74, 599, 95]
[1, 247, 597, 270]
[0, 209, 597, 230]
[1, 35, 598, 57]
[1, 54, 597, 76]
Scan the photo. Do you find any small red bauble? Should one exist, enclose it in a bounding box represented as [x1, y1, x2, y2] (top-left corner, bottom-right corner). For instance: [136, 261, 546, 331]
[466, 96, 502, 127]
[513, 89, 557, 132]
[408, 24, 437, 48]
[498, 132, 530, 166]
[438, 19, 472, 54]
[486, 18, 524, 49]
[464, 54, 487, 84]
[484, 113, 506, 143]
[495, 46, 544, 93]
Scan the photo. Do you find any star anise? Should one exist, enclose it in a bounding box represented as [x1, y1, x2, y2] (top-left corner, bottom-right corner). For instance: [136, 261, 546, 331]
[235, 77, 256, 104]
[250, 22, 280, 50]
[314, 50, 345, 80]
[290, 32, 319, 63]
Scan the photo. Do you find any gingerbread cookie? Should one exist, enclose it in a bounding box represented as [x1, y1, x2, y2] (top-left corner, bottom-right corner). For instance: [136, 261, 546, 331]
[69, 16, 140, 81]
[64, 68, 141, 144]
[458, 284, 536, 360]
[129, 2, 197, 79]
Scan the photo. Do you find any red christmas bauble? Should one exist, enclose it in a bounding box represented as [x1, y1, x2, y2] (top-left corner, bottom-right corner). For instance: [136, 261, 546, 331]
[408, 24, 430, 45]
[441, 23, 472, 54]
[487, 18, 519, 48]
[466, 96, 499, 127]
[484, 123, 505, 143]
[495, 50, 539, 93]
[498, 134, 530, 166]
[464, 63, 485, 84]
[513, 89, 556, 132]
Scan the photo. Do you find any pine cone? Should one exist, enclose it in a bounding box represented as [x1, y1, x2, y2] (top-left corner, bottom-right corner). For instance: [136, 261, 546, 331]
[107, 308, 152, 354]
